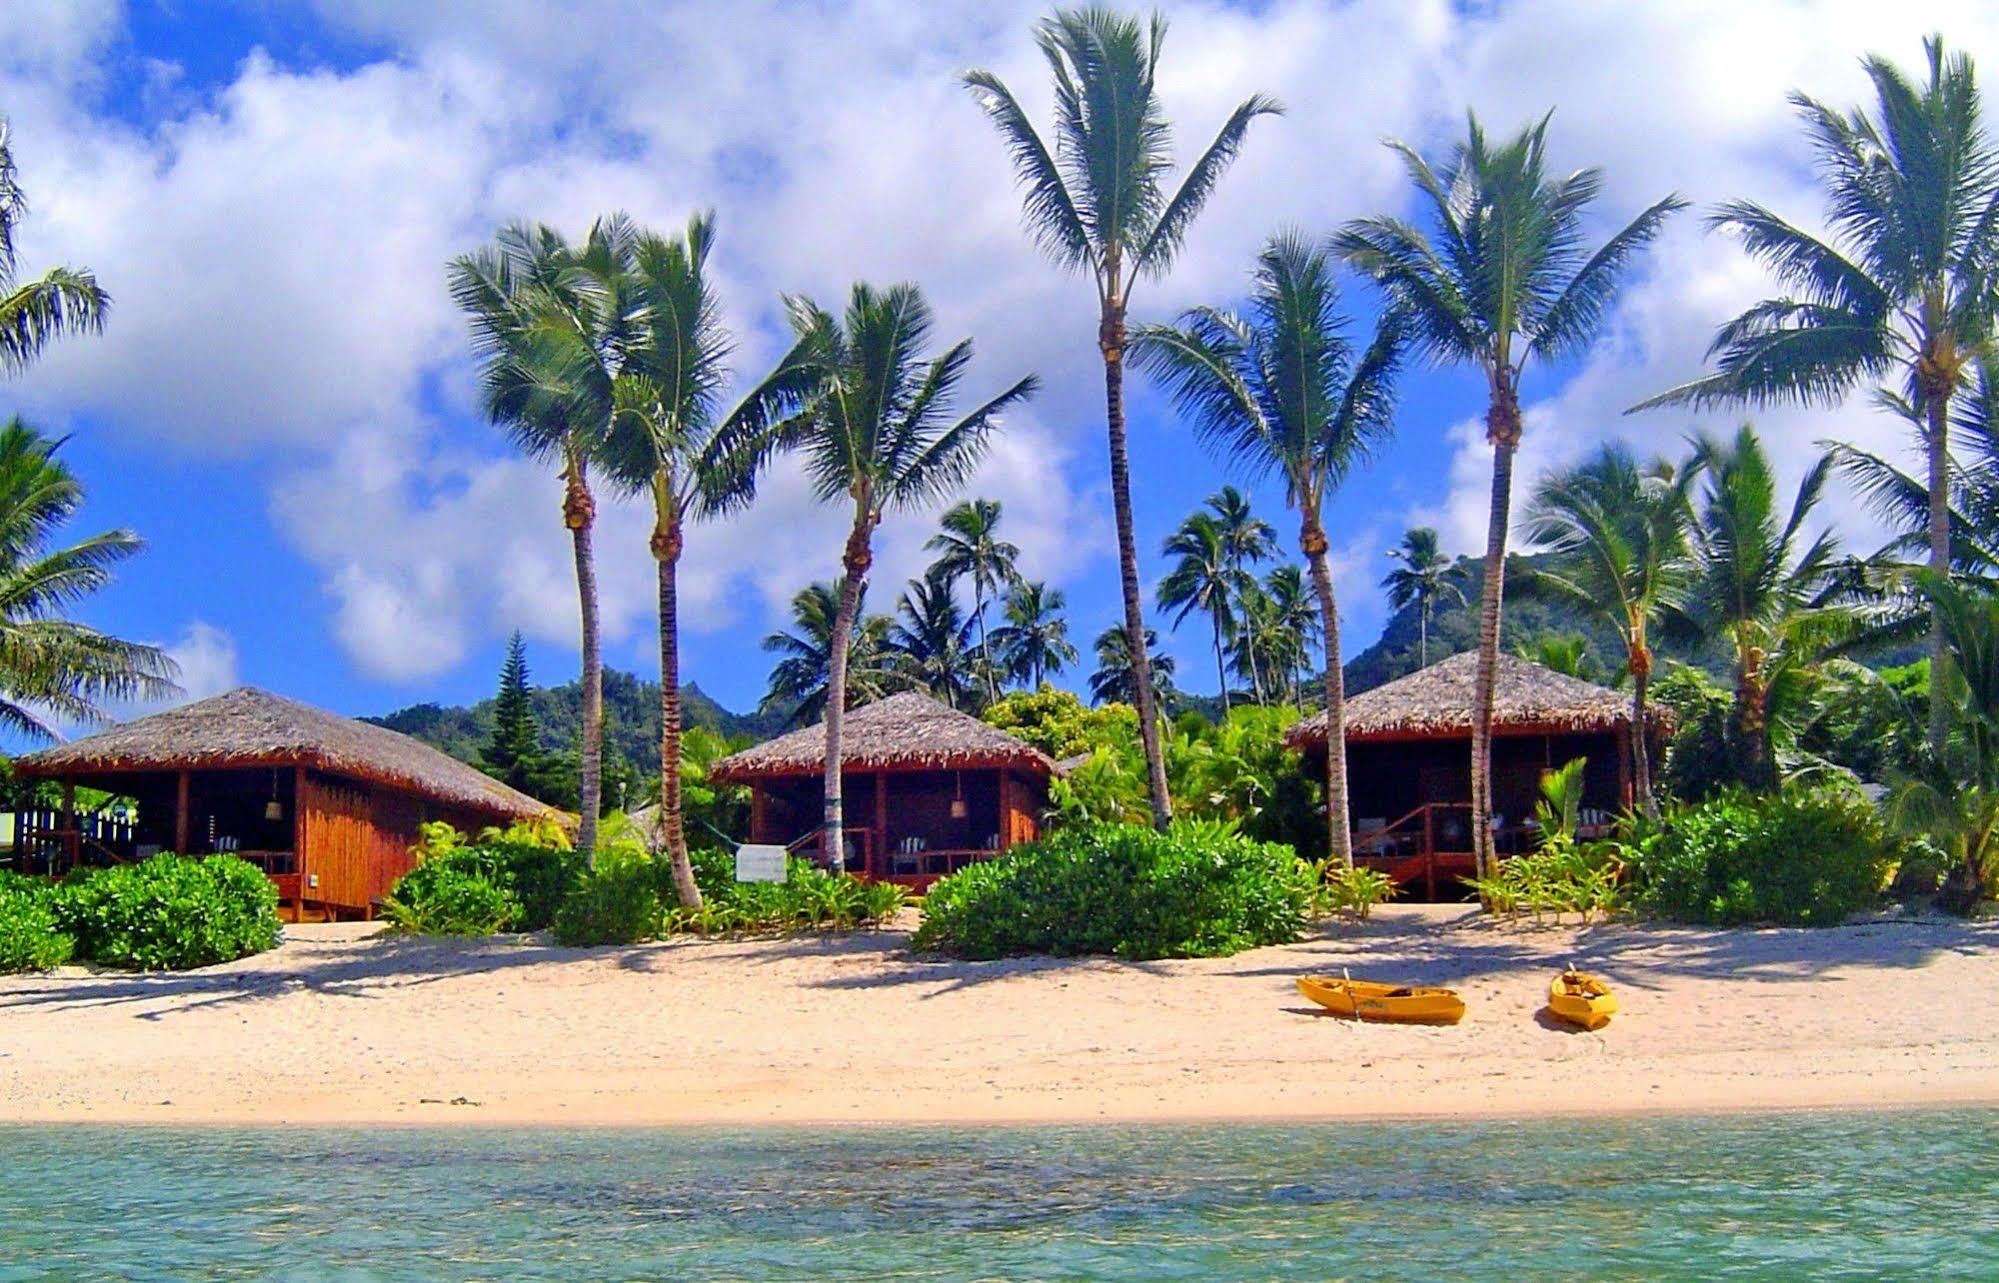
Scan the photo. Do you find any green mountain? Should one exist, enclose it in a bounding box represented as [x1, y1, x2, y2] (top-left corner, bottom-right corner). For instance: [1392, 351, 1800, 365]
[368, 670, 788, 779]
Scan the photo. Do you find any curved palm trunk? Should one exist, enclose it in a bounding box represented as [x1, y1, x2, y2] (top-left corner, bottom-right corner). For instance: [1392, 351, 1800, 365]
[1303, 517, 1354, 869]
[654, 512, 703, 910]
[1101, 298, 1172, 829]
[563, 454, 602, 867]
[1927, 389, 1953, 757]
[1417, 598, 1429, 668]
[1211, 614, 1230, 715]
[822, 521, 872, 875]
[1629, 645, 1656, 820]
[974, 585, 997, 702]
[1470, 389, 1520, 882]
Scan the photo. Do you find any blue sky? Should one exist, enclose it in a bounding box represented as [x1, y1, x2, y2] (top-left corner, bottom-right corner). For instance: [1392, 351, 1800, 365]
[1, 0, 1981, 730]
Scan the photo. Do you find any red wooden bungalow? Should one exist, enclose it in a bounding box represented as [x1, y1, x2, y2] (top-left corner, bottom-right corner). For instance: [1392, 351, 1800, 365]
[709, 691, 1053, 890]
[1286, 652, 1670, 898]
[12, 687, 553, 919]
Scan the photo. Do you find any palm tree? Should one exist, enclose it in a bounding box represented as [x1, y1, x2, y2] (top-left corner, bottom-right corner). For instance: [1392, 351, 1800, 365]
[964, 6, 1280, 829]
[1890, 574, 1999, 910]
[990, 579, 1078, 688]
[1338, 115, 1685, 877]
[0, 419, 178, 737]
[0, 118, 108, 376]
[761, 580, 898, 728]
[1204, 486, 1277, 699]
[450, 216, 643, 865]
[596, 212, 819, 909]
[1136, 234, 1407, 866]
[748, 283, 1035, 872]
[1634, 37, 1999, 758]
[1678, 425, 1849, 789]
[1259, 563, 1319, 703]
[1381, 527, 1465, 667]
[924, 498, 1019, 701]
[888, 569, 980, 708]
[1089, 624, 1175, 708]
[1157, 510, 1242, 713]
[1521, 445, 1694, 816]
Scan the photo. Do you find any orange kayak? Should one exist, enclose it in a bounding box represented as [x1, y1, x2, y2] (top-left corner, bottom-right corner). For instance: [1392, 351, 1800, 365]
[1297, 976, 1466, 1025]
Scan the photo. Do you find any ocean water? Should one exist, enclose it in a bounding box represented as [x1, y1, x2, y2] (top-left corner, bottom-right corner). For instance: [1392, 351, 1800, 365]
[0, 1111, 1993, 1280]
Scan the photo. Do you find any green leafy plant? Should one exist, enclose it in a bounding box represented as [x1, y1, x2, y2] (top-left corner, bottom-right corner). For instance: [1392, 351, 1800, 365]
[1467, 842, 1626, 924]
[552, 856, 663, 947]
[1310, 862, 1399, 921]
[1630, 786, 1892, 926]
[912, 820, 1312, 960]
[54, 855, 280, 971]
[0, 873, 72, 973]
[384, 821, 585, 935]
[381, 865, 520, 937]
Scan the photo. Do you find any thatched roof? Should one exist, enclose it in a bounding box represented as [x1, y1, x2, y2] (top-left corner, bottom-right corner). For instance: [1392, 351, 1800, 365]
[17, 687, 550, 820]
[1287, 652, 1661, 747]
[710, 691, 1054, 781]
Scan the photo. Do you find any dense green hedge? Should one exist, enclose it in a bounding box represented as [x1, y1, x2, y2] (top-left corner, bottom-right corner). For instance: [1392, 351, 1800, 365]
[1630, 787, 1892, 926]
[383, 822, 585, 935]
[552, 845, 905, 946]
[912, 820, 1313, 960]
[52, 855, 281, 971]
[0, 872, 73, 973]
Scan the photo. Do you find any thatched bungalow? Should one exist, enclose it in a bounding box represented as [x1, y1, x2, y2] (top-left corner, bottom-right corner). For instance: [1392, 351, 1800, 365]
[1286, 652, 1669, 897]
[709, 691, 1053, 889]
[13, 687, 551, 919]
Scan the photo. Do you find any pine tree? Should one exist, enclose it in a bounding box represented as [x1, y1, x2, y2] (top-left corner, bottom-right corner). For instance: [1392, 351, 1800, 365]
[485, 631, 540, 783]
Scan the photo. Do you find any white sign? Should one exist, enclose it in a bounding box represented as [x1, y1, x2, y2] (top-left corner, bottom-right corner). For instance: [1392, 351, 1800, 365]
[734, 844, 788, 883]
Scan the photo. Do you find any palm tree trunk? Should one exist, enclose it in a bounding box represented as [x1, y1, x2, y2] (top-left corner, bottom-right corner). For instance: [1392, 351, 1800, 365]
[1629, 645, 1656, 821]
[823, 521, 872, 875]
[1927, 389, 1953, 757]
[1304, 517, 1353, 869]
[1471, 388, 1520, 882]
[1418, 599, 1429, 668]
[1101, 297, 1172, 830]
[975, 584, 996, 702]
[1212, 617, 1230, 715]
[654, 513, 702, 910]
[563, 453, 601, 868]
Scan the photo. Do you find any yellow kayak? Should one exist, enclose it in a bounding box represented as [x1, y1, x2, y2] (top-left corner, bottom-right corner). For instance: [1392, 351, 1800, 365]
[1548, 969, 1617, 1030]
[1297, 976, 1466, 1025]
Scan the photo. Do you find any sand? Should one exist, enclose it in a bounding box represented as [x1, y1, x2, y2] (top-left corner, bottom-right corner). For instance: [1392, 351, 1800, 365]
[2, 905, 1994, 1127]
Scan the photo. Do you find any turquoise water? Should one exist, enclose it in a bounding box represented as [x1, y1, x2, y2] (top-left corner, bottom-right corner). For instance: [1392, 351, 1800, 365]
[0, 1112, 1993, 1280]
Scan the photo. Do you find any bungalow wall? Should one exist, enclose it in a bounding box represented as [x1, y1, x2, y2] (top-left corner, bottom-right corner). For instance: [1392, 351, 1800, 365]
[299, 770, 502, 914]
[1341, 730, 1627, 831]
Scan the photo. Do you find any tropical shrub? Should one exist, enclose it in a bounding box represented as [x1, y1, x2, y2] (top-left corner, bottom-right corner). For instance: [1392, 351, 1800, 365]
[1467, 841, 1626, 923]
[552, 856, 662, 947]
[385, 821, 586, 935]
[981, 686, 1138, 760]
[55, 854, 280, 971]
[912, 820, 1313, 960]
[1311, 862, 1399, 921]
[1629, 787, 1891, 926]
[670, 857, 907, 935]
[0, 874, 72, 972]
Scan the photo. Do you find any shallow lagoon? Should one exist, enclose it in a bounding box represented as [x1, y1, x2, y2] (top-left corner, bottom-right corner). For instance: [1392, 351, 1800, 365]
[1, 1110, 1993, 1280]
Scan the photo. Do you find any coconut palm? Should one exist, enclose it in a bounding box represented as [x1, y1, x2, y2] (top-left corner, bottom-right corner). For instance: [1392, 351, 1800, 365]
[1338, 115, 1685, 877]
[1678, 425, 1850, 789]
[1635, 38, 1999, 758]
[1089, 624, 1175, 708]
[887, 569, 980, 708]
[1521, 445, 1695, 816]
[964, 6, 1280, 829]
[746, 283, 1035, 871]
[1157, 511, 1243, 713]
[0, 118, 108, 376]
[761, 580, 898, 728]
[1258, 563, 1320, 703]
[0, 419, 177, 737]
[596, 212, 822, 908]
[1135, 233, 1408, 866]
[450, 215, 643, 865]
[990, 579, 1078, 688]
[1204, 486, 1277, 699]
[924, 498, 1020, 700]
[1381, 527, 1465, 668]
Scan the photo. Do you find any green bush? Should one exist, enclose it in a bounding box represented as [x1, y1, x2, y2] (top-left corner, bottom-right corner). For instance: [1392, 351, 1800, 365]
[552, 857, 663, 946]
[1630, 787, 1892, 926]
[671, 857, 907, 935]
[1467, 840, 1626, 923]
[912, 820, 1313, 960]
[1310, 862, 1400, 921]
[55, 854, 280, 971]
[0, 875, 72, 973]
[385, 822, 586, 935]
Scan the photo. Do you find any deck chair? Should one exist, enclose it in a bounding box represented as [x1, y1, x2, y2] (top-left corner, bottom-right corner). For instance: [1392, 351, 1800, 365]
[892, 836, 926, 876]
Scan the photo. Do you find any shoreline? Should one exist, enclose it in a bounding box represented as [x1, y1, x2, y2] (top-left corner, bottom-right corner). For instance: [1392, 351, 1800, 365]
[4, 906, 1995, 1130]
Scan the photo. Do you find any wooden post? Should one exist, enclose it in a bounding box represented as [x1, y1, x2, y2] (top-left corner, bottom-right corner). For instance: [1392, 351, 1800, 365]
[293, 766, 307, 867]
[1615, 727, 1633, 810]
[60, 779, 75, 871]
[174, 771, 190, 853]
[873, 771, 887, 879]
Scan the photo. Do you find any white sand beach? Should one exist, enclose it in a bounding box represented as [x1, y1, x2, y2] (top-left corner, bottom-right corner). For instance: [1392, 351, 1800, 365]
[2, 905, 1994, 1127]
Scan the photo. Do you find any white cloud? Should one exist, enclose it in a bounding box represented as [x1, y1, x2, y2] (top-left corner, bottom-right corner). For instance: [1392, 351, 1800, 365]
[9, 0, 1996, 687]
